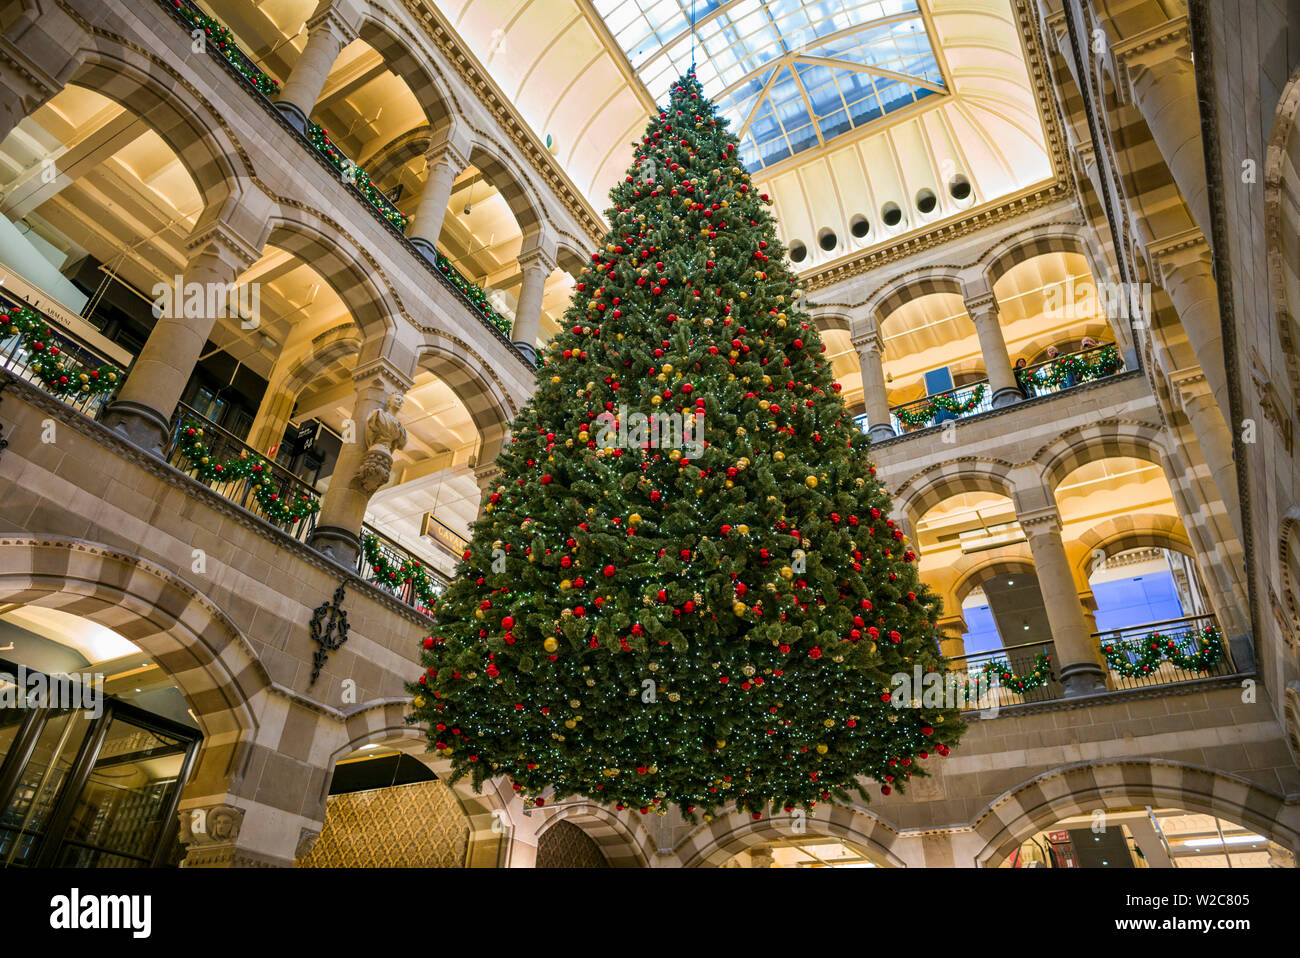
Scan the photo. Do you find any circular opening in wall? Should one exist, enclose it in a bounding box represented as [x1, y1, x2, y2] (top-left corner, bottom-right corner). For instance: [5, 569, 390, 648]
[949, 174, 972, 201]
[849, 214, 870, 239]
[882, 202, 903, 227]
[788, 240, 808, 263]
[817, 228, 838, 252]
[915, 188, 937, 214]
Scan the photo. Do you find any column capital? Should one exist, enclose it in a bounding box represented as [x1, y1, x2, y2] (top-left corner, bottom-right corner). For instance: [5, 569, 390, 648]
[306, 5, 360, 46]
[963, 292, 999, 318]
[1145, 228, 1210, 282]
[1166, 364, 1213, 408]
[1111, 16, 1191, 73]
[352, 357, 415, 395]
[1016, 505, 1064, 539]
[474, 461, 503, 490]
[184, 221, 263, 274]
[425, 139, 470, 173]
[518, 247, 558, 274]
[851, 330, 884, 356]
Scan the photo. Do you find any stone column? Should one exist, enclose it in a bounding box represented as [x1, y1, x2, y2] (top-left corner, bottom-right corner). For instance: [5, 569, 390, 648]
[937, 615, 968, 663]
[1167, 366, 1240, 527]
[308, 360, 413, 567]
[1152, 238, 1228, 404]
[273, 11, 355, 132]
[965, 295, 1021, 408]
[1018, 507, 1107, 696]
[408, 142, 468, 257]
[246, 381, 298, 456]
[103, 229, 259, 453]
[854, 332, 895, 442]
[1115, 24, 1210, 239]
[511, 249, 556, 363]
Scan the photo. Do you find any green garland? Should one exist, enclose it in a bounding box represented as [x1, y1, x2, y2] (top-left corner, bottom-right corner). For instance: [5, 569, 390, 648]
[1101, 625, 1223, 677]
[307, 123, 409, 231]
[896, 383, 986, 427]
[176, 419, 321, 524]
[0, 306, 121, 398]
[1030, 345, 1121, 390]
[169, 1, 280, 99]
[431, 250, 513, 336]
[977, 651, 1053, 693]
[362, 534, 443, 611]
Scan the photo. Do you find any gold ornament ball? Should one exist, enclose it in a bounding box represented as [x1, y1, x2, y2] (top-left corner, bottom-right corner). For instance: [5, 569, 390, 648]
[805, 476, 818, 488]
[543, 637, 559, 653]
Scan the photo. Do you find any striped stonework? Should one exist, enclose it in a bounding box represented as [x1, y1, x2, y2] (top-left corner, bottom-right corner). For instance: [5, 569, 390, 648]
[1075, 513, 1192, 572]
[535, 801, 655, 867]
[952, 553, 1038, 608]
[972, 759, 1300, 867]
[676, 803, 904, 868]
[864, 268, 965, 326]
[895, 457, 1016, 530]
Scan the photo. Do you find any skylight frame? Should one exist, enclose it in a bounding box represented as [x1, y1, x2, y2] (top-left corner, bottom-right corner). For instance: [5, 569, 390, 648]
[591, 0, 950, 170]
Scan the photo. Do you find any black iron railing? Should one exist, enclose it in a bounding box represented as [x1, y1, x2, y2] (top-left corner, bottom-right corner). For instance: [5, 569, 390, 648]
[0, 296, 125, 420]
[1095, 614, 1235, 691]
[1018, 342, 1124, 399]
[888, 379, 992, 434]
[165, 403, 323, 543]
[358, 525, 450, 615]
[946, 639, 1063, 711]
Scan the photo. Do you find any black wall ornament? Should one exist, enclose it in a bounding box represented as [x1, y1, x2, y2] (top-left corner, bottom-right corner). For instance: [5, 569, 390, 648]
[310, 583, 349, 684]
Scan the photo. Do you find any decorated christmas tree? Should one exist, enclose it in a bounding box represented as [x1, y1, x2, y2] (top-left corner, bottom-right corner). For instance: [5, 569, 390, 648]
[410, 72, 963, 820]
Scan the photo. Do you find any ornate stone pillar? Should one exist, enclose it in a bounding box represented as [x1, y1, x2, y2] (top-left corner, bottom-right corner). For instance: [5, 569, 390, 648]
[965, 295, 1021, 408]
[854, 332, 895, 442]
[1017, 507, 1107, 696]
[1150, 237, 1230, 426]
[1167, 364, 1240, 530]
[246, 379, 298, 456]
[511, 248, 556, 363]
[937, 615, 968, 664]
[1114, 20, 1210, 239]
[273, 10, 356, 132]
[408, 141, 468, 256]
[308, 360, 414, 567]
[103, 227, 260, 453]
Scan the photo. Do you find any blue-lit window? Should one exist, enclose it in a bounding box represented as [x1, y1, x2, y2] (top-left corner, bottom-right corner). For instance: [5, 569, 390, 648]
[593, 0, 947, 170]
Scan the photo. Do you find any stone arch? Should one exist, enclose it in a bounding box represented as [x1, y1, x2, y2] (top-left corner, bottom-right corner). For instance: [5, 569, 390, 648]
[1031, 419, 1168, 493]
[553, 237, 590, 278]
[979, 223, 1098, 292]
[66, 47, 249, 229]
[972, 759, 1300, 866]
[283, 323, 363, 396]
[535, 801, 653, 867]
[1075, 514, 1193, 579]
[266, 208, 399, 342]
[355, 15, 453, 133]
[805, 304, 854, 336]
[895, 458, 1016, 530]
[0, 536, 266, 802]
[864, 267, 966, 327]
[417, 338, 515, 463]
[952, 553, 1038, 608]
[1264, 62, 1300, 415]
[364, 125, 436, 188]
[467, 140, 544, 239]
[679, 804, 904, 867]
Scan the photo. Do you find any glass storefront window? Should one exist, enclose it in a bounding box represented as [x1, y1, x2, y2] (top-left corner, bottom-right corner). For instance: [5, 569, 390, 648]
[0, 708, 94, 866]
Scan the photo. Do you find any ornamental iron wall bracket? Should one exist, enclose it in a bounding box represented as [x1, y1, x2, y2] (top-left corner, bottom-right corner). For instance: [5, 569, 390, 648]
[310, 583, 349, 685]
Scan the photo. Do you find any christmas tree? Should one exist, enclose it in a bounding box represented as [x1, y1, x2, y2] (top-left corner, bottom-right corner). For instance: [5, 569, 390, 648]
[409, 72, 963, 820]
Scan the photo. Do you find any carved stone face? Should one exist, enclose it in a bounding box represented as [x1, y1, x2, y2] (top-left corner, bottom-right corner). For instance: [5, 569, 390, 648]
[387, 394, 404, 414]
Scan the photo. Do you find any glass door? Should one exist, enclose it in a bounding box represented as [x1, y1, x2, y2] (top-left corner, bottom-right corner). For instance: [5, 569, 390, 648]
[0, 707, 96, 866]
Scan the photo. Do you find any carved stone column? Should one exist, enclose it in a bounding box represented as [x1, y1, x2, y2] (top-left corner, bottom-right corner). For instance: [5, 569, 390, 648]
[854, 332, 895, 442]
[103, 226, 261, 453]
[511, 248, 556, 362]
[308, 360, 413, 567]
[966, 295, 1022, 408]
[1150, 237, 1231, 427]
[273, 9, 356, 132]
[1167, 364, 1240, 529]
[1017, 507, 1107, 696]
[937, 615, 968, 664]
[1114, 19, 1210, 239]
[408, 141, 469, 256]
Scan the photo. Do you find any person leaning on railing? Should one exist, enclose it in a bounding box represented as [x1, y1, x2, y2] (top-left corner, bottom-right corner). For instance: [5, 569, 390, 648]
[1014, 357, 1035, 398]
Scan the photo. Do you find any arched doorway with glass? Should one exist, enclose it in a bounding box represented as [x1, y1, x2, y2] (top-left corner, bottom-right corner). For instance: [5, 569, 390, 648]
[0, 605, 200, 868]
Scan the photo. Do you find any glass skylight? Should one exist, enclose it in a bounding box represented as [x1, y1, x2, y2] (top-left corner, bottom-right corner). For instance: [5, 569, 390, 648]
[592, 0, 946, 170]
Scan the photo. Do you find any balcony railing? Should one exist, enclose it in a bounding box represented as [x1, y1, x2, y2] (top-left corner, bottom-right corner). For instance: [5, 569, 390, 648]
[887, 379, 992, 435]
[156, 0, 529, 363]
[0, 299, 125, 420]
[166, 403, 323, 544]
[855, 342, 1130, 440]
[947, 639, 1063, 711]
[1018, 343, 1125, 400]
[359, 526, 450, 616]
[1094, 614, 1234, 691]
